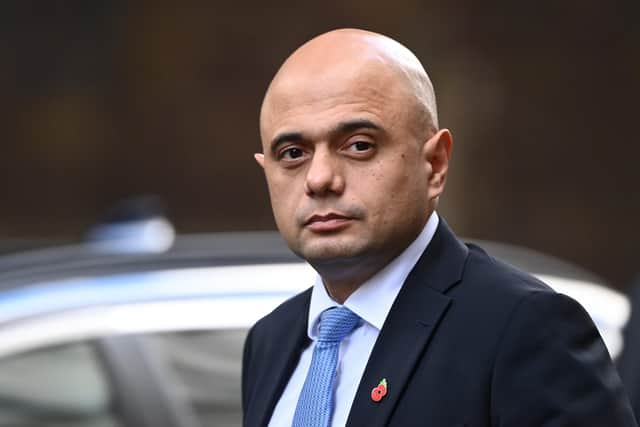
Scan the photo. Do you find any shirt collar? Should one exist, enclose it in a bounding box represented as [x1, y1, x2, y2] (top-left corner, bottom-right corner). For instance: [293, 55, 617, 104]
[307, 212, 439, 339]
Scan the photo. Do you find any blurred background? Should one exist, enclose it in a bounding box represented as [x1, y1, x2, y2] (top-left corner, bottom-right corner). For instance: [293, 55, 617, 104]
[1, 0, 638, 288]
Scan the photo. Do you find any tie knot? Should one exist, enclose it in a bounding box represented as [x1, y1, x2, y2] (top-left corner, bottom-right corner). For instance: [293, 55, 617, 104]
[317, 306, 360, 343]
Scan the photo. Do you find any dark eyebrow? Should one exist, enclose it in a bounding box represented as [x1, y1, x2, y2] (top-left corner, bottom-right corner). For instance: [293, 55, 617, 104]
[270, 132, 304, 156]
[269, 119, 383, 156]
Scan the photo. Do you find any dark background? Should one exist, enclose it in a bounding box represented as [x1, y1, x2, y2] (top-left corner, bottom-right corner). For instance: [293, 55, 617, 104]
[1, 1, 638, 287]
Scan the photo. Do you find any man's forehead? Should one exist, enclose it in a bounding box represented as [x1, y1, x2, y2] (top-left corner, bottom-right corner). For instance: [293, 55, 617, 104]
[259, 29, 438, 142]
[260, 65, 403, 138]
[267, 60, 396, 107]
[261, 45, 408, 119]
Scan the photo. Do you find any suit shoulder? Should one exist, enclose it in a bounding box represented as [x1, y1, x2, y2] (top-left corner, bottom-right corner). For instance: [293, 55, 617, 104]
[463, 242, 555, 296]
[443, 242, 568, 339]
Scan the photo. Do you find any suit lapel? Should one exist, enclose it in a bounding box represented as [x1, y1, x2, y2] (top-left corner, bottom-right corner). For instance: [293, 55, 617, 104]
[346, 220, 468, 427]
[250, 290, 311, 427]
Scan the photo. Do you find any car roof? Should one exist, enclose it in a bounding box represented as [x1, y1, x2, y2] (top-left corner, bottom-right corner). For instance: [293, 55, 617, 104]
[0, 231, 299, 290]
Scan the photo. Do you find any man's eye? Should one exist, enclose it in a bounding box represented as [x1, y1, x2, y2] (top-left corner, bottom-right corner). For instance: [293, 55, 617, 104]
[350, 141, 374, 151]
[281, 147, 304, 159]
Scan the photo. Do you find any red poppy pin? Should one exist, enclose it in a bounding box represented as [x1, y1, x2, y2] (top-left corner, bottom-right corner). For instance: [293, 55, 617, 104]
[371, 378, 388, 402]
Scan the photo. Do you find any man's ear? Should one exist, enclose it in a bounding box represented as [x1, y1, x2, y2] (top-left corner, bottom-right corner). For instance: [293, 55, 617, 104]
[423, 129, 453, 199]
[254, 153, 265, 169]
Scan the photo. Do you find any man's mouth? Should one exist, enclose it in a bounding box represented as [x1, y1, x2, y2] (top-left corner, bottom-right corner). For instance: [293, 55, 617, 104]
[304, 213, 353, 232]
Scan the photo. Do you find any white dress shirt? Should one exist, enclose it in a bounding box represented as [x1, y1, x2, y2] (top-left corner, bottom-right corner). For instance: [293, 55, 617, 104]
[268, 213, 439, 427]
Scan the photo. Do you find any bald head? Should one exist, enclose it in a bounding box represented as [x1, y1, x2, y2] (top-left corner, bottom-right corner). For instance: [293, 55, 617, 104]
[260, 29, 439, 139]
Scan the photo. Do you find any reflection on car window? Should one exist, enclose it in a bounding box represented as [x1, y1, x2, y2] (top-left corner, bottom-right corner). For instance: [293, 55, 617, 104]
[0, 342, 123, 427]
[143, 329, 247, 427]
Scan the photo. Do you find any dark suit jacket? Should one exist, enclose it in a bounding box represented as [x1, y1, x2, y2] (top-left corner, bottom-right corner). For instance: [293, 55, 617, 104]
[242, 221, 637, 426]
[617, 277, 640, 419]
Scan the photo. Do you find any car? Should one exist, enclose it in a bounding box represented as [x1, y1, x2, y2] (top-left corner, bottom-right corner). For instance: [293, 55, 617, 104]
[0, 231, 629, 427]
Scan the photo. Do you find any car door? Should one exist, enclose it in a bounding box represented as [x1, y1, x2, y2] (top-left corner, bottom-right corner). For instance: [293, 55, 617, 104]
[0, 328, 248, 427]
[99, 329, 247, 427]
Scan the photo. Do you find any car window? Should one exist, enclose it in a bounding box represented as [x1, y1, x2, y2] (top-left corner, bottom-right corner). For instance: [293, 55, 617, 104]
[0, 342, 123, 427]
[142, 329, 247, 427]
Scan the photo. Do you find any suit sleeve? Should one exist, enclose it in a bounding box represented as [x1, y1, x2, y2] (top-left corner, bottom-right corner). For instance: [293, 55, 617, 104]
[491, 291, 637, 427]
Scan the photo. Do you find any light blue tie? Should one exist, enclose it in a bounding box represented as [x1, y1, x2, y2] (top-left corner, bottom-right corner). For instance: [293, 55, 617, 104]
[292, 306, 361, 427]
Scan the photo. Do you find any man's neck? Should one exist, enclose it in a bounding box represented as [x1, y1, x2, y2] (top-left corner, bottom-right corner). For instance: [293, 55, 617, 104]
[312, 242, 413, 304]
[313, 211, 438, 304]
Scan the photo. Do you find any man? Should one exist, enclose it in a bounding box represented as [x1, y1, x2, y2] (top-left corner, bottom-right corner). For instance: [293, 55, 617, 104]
[242, 28, 636, 427]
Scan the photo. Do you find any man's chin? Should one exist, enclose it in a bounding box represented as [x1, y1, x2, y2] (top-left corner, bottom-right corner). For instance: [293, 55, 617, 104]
[295, 239, 367, 263]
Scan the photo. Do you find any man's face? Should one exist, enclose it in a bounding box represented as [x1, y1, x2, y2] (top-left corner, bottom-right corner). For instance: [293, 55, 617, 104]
[257, 62, 437, 268]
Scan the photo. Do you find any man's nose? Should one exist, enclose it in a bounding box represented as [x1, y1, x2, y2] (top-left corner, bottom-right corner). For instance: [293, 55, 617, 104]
[304, 150, 345, 196]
